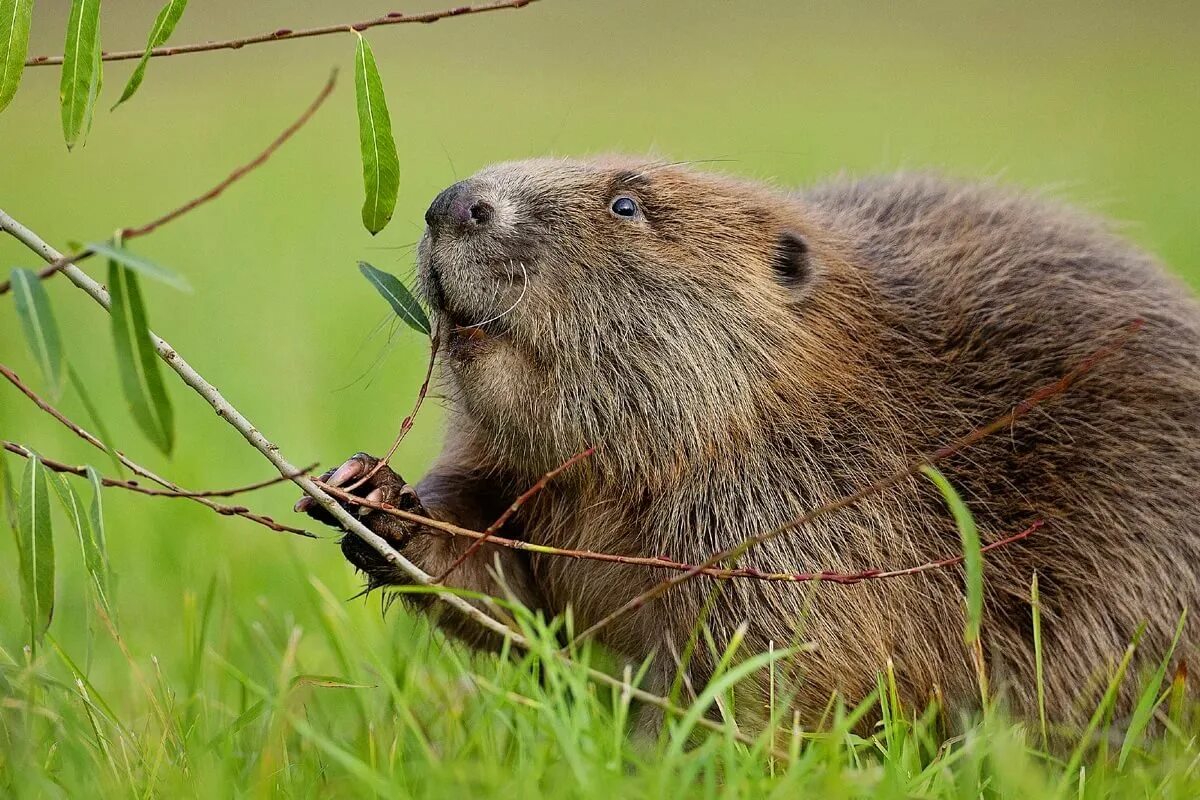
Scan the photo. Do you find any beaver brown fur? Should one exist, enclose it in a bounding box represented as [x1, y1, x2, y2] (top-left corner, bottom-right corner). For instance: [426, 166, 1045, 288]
[300, 157, 1200, 731]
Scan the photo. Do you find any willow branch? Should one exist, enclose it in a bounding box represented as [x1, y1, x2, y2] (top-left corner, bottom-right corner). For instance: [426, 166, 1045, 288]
[0, 364, 314, 536]
[435, 445, 596, 582]
[0, 71, 337, 296]
[24, 1, 539, 67]
[319, 480, 1041, 584]
[571, 320, 1143, 645]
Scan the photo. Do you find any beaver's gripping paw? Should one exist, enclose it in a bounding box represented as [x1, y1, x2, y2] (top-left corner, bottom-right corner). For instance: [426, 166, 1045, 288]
[294, 453, 426, 581]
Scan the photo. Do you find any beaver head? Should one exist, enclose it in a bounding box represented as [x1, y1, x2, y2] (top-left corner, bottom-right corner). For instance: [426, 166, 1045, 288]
[416, 156, 870, 480]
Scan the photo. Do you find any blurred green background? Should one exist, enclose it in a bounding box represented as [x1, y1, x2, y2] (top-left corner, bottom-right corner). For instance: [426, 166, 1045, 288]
[1, 0, 1198, 703]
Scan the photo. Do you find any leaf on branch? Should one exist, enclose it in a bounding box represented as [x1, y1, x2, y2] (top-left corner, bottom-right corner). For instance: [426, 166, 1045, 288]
[87, 240, 191, 291]
[45, 468, 111, 615]
[109, 258, 176, 455]
[0, 449, 16, 530]
[358, 261, 430, 336]
[112, 0, 189, 110]
[0, 0, 33, 113]
[10, 267, 65, 399]
[921, 466, 983, 644]
[16, 454, 54, 649]
[353, 33, 400, 235]
[60, 0, 103, 150]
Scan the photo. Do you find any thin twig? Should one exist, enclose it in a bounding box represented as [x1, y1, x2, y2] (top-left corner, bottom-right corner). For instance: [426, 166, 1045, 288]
[571, 320, 1143, 645]
[320, 479, 1042, 584]
[435, 446, 596, 582]
[0, 363, 314, 536]
[2, 441, 315, 537]
[349, 334, 441, 492]
[0, 71, 338, 296]
[24, 1, 540, 67]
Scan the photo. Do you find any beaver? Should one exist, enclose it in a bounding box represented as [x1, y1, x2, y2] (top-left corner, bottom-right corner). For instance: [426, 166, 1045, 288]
[298, 157, 1200, 731]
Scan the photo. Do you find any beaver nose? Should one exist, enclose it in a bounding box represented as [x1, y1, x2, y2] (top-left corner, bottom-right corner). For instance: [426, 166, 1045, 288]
[424, 181, 493, 233]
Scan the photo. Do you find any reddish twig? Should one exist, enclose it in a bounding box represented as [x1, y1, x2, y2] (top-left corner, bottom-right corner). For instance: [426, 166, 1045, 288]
[0, 71, 338, 295]
[349, 334, 441, 492]
[435, 445, 596, 583]
[1, 364, 314, 537]
[24, 1, 540, 67]
[569, 320, 1144, 645]
[319, 477, 1041, 584]
[150, 463, 320, 498]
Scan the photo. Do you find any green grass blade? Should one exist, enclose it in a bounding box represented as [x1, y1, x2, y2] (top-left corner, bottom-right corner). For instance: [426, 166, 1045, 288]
[44, 469, 111, 614]
[87, 240, 191, 291]
[59, 0, 103, 149]
[358, 261, 430, 335]
[112, 0, 188, 109]
[108, 259, 175, 454]
[353, 32, 400, 234]
[921, 466, 983, 644]
[1031, 571, 1048, 749]
[16, 455, 55, 649]
[1118, 611, 1187, 768]
[10, 267, 65, 398]
[0, 0, 33, 113]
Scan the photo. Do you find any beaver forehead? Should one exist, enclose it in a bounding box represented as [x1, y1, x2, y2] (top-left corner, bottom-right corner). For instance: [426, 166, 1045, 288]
[470, 156, 786, 230]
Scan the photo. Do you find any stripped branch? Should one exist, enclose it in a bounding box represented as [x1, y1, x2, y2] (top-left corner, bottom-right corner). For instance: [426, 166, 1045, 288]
[0, 71, 338, 295]
[435, 445, 597, 582]
[570, 320, 1143, 644]
[24, 1, 539, 67]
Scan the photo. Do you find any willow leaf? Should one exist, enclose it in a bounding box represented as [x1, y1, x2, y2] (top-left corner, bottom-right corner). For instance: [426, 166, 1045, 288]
[109, 260, 175, 454]
[60, 0, 103, 149]
[10, 267, 65, 398]
[922, 466, 983, 644]
[0, 0, 33, 113]
[113, 0, 188, 109]
[17, 455, 55, 648]
[46, 469, 111, 613]
[358, 261, 430, 336]
[87, 240, 191, 291]
[353, 33, 399, 234]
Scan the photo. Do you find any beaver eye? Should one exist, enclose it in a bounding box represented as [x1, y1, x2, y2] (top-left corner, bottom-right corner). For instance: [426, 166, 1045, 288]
[610, 196, 639, 218]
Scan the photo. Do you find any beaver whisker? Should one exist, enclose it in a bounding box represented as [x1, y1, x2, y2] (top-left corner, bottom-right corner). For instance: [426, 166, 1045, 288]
[461, 260, 529, 330]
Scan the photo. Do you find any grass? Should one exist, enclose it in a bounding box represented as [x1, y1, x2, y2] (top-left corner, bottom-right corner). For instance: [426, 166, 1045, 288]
[2, 0, 1199, 796]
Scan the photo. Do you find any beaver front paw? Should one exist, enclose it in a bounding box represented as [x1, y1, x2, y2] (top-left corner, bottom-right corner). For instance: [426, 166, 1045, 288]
[294, 452, 426, 585]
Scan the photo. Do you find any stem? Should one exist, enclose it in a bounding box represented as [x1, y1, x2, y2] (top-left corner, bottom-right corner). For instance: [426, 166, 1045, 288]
[25, 1, 540, 67]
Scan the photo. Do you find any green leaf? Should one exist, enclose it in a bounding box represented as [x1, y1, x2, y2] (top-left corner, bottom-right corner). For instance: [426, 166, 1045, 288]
[60, 0, 103, 150]
[16, 455, 55, 648]
[0, 449, 16, 530]
[358, 261, 430, 336]
[45, 469, 111, 613]
[109, 259, 175, 454]
[87, 240, 191, 291]
[85, 466, 109, 590]
[921, 466, 983, 644]
[0, 0, 33, 113]
[10, 267, 65, 398]
[353, 33, 399, 234]
[112, 0, 188, 109]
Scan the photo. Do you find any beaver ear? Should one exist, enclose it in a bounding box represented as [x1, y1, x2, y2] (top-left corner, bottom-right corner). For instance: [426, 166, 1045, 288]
[770, 231, 811, 288]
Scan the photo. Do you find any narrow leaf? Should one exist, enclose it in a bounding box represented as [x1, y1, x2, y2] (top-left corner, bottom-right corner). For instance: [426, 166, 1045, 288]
[1118, 611, 1187, 768]
[353, 33, 399, 234]
[109, 260, 175, 454]
[112, 0, 188, 109]
[85, 466, 109, 590]
[16, 455, 54, 648]
[60, 0, 103, 149]
[87, 240, 191, 291]
[358, 261, 430, 336]
[0, 0, 33, 113]
[921, 466, 983, 644]
[0, 449, 16, 530]
[10, 267, 65, 398]
[45, 469, 110, 613]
